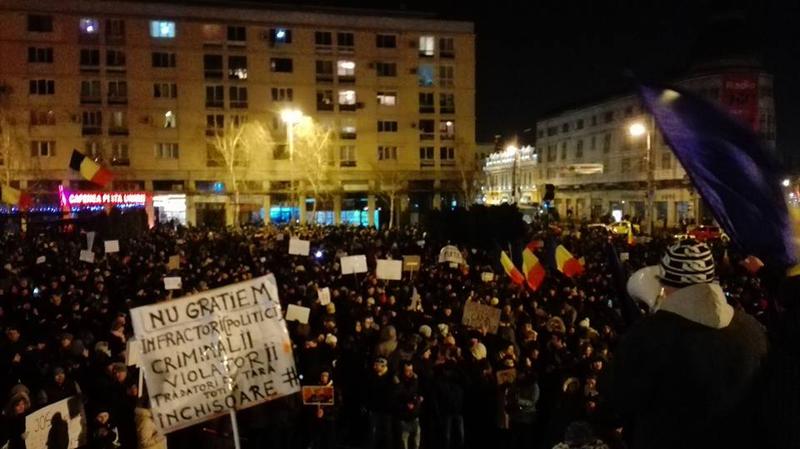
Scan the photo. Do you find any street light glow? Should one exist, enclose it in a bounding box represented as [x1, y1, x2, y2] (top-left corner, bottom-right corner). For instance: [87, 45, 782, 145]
[280, 108, 303, 125]
[629, 122, 646, 137]
[782, 178, 791, 187]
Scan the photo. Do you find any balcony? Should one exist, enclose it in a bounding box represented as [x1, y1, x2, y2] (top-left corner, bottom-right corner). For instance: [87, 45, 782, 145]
[230, 100, 248, 109]
[339, 160, 356, 168]
[80, 65, 100, 74]
[420, 160, 435, 168]
[419, 106, 435, 114]
[205, 100, 224, 108]
[338, 75, 355, 84]
[82, 126, 101, 136]
[440, 133, 455, 141]
[316, 74, 333, 84]
[339, 131, 357, 140]
[339, 104, 357, 112]
[441, 159, 456, 167]
[107, 95, 127, 105]
[440, 50, 455, 59]
[420, 132, 434, 141]
[110, 158, 130, 166]
[109, 126, 129, 136]
[317, 102, 334, 112]
[204, 70, 223, 80]
[440, 106, 455, 114]
[106, 34, 125, 46]
[80, 95, 102, 105]
[107, 64, 125, 73]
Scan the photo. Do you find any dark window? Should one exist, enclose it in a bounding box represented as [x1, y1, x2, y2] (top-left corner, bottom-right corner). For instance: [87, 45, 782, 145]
[29, 79, 55, 95]
[376, 62, 397, 77]
[315, 31, 332, 46]
[562, 123, 570, 132]
[80, 49, 100, 67]
[228, 55, 248, 80]
[377, 120, 398, 132]
[576, 119, 584, 130]
[315, 60, 333, 83]
[604, 111, 614, 123]
[337, 32, 354, 48]
[152, 52, 176, 68]
[28, 47, 53, 63]
[270, 58, 293, 73]
[204, 54, 223, 79]
[28, 15, 53, 32]
[376, 34, 396, 48]
[227, 26, 246, 42]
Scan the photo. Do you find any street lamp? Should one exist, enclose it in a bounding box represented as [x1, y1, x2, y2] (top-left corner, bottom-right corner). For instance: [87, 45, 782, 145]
[782, 178, 791, 187]
[281, 108, 303, 222]
[629, 120, 654, 235]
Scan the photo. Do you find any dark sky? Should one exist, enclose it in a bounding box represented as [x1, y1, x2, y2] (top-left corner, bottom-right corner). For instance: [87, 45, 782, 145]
[214, 0, 800, 163]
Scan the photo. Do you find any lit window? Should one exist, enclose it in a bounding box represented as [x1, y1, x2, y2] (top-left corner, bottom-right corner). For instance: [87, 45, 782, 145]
[377, 92, 396, 106]
[419, 36, 435, 57]
[338, 90, 356, 105]
[164, 111, 176, 128]
[271, 28, 291, 44]
[80, 18, 99, 34]
[337, 60, 355, 76]
[150, 20, 176, 38]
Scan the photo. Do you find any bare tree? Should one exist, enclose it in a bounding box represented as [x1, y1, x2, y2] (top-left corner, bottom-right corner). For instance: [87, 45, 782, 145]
[0, 89, 25, 186]
[456, 143, 479, 209]
[371, 163, 411, 229]
[292, 118, 336, 223]
[207, 118, 271, 227]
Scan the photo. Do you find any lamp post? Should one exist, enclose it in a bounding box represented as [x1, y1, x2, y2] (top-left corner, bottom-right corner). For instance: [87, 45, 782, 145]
[280, 108, 302, 222]
[629, 120, 654, 235]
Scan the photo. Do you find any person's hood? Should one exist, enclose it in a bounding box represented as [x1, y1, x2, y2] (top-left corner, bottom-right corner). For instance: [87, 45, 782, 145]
[657, 283, 733, 329]
[134, 407, 153, 418]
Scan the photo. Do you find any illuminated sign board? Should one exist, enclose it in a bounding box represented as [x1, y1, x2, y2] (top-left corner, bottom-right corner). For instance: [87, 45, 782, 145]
[59, 186, 148, 208]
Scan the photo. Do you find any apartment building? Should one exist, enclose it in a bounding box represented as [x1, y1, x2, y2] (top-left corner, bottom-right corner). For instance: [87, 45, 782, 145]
[0, 0, 475, 226]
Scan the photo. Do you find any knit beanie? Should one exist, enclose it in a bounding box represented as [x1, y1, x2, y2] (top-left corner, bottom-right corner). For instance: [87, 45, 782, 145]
[659, 239, 715, 287]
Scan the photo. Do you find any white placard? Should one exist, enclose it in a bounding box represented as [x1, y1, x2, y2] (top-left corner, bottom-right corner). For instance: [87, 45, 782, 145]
[620, 252, 630, 262]
[340, 255, 368, 275]
[86, 231, 96, 251]
[36, 256, 46, 264]
[276, 233, 285, 241]
[288, 238, 310, 256]
[286, 304, 311, 324]
[163, 276, 182, 290]
[126, 338, 141, 367]
[438, 245, 465, 265]
[130, 275, 299, 434]
[79, 250, 95, 263]
[104, 240, 120, 253]
[481, 272, 495, 282]
[318, 287, 331, 306]
[376, 259, 403, 281]
[25, 396, 87, 449]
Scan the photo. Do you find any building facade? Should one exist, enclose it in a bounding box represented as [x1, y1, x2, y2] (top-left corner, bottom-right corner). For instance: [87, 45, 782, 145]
[483, 64, 775, 228]
[0, 0, 475, 226]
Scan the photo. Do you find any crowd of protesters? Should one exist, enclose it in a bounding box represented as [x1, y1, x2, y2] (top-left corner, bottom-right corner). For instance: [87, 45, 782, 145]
[0, 213, 788, 449]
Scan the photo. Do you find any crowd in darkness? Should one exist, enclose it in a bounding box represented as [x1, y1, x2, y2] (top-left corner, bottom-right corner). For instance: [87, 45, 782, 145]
[0, 215, 779, 449]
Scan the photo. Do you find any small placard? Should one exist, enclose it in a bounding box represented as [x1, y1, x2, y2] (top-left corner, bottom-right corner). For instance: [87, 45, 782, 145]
[376, 259, 403, 280]
[163, 276, 182, 290]
[340, 255, 368, 275]
[36, 256, 46, 265]
[403, 255, 421, 272]
[289, 238, 311, 256]
[302, 386, 335, 405]
[79, 250, 95, 263]
[620, 252, 630, 262]
[276, 233, 285, 241]
[286, 304, 311, 324]
[104, 240, 120, 253]
[318, 287, 331, 306]
[86, 231, 96, 251]
[481, 272, 495, 282]
[126, 338, 141, 367]
[167, 255, 180, 270]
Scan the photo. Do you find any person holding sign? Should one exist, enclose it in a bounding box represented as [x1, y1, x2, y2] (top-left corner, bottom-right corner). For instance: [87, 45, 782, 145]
[0, 386, 30, 449]
[303, 370, 338, 449]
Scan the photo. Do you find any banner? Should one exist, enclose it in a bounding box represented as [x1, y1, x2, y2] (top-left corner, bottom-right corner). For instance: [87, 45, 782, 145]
[130, 275, 300, 433]
[340, 255, 368, 274]
[376, 259, 403, 280]
[25, 396, 87, 449]
[462, 302, 501, 334]
[720, 73, 759, 131]
[438, 245, 465, 265]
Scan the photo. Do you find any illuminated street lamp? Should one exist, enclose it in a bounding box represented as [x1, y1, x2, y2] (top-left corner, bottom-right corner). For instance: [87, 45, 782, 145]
[629, 121, 654, 235]
[782, 178, 791, 187]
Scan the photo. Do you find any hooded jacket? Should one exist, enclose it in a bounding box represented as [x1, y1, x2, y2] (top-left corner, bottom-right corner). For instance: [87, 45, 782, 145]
[610, 283, 767, 449]
[134, 407, 167, 449]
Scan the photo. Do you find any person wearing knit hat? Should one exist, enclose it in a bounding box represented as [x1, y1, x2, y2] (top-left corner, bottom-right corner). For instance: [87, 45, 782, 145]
[418, 324, 432, 340]
[611, 238, 768, 449]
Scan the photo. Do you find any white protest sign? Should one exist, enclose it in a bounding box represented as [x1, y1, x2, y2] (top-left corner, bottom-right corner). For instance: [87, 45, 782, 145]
[462, 302, 502, 334]
[286, 304, 310, 324]
[79, 250, 94, 263]
[36, 256, 46, 264]
[288, 238, 310, 256]
[86, 231, 96, 251]
[130, 275, 299, 434]
[104, 240, 120, 253]
[620, 252, 630, 262]
[25, 396, 87, 449]
[438, 245, 465, 265]
[376, 259, 403, 281]
[340, 255, 368, 275]
[126, 338, 141, 367]
[276, 233, 285, 242]
[481, 272, 495, 282]
[318, 287, 331, 306]
[163, 277, 182, 290]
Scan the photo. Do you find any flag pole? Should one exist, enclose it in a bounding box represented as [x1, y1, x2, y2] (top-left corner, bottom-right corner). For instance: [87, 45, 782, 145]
[229, 410, 241, 449]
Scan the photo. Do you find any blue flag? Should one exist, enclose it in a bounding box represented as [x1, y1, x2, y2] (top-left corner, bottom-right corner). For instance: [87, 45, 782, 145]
[639, 84, 795, 267]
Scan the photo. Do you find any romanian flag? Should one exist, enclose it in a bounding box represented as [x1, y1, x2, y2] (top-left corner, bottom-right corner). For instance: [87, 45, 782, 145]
[0, 184, 21, 206]
[500, 250, 525, 285]
[627, 226, 635, 246]
[522, 242, 546, 291]
[69, 150, 113, 187]
[555, 244, 584, 278]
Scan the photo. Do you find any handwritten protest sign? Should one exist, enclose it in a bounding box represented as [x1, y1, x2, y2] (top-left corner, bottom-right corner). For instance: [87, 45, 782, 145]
[289, 238, 310, 256]
[462, 302, 502, 334]
[130, 275, 299, 433]
[620, 252, 630, 262]
[286, 304, 311, 324]
[481, 272, 495, 282]
[376, 259, 403, 280]
[302, 386, 335, 405]
[340, 255, 368, 275]
[36, 256, 46, 264]
[79, 250, 94, 263]
[438, 245, 464, 265]
[163, 277, 182, 290]
[318, 287, 331, 306]
[168, 255, 180, 270]
[403, 255, 421, 272]
[25, 396, 87, 449]
[104, 240, 120, 253]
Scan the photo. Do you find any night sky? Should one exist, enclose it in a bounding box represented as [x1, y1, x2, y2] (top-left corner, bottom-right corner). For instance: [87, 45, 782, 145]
[180, 0, 800, 164]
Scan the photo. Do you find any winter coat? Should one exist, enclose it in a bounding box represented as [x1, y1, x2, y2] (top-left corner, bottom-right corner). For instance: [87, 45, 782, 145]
[134, 407, 167, 449]
[610, 283, 767, 449]
[394, 373, 422, 421]
[366, 371, 394, 414]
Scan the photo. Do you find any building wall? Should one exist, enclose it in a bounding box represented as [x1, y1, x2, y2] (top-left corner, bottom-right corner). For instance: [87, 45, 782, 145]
[0, 0, 476, 225]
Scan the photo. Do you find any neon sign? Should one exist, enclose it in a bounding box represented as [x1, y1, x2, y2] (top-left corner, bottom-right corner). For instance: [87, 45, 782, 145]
[59, 185, 148, 208]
